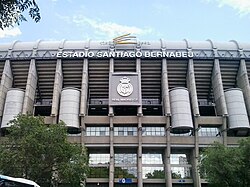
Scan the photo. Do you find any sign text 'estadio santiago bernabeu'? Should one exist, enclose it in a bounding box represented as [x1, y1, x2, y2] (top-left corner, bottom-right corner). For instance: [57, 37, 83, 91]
[56, 51, 194, 58]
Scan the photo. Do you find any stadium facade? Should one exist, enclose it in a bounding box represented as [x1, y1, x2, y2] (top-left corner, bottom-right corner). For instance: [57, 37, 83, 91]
[0, 39, 250, 187]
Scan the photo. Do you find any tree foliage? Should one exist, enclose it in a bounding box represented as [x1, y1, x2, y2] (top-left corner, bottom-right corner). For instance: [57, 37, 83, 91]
[114, 167, 136, 178]
[0, 0, 41, 29]
[199, 138, 250, 187]
[0, 114, 89, 187]
[145, 170, 165, 179]
[89, 167, 109, 178]
[171, 172, 182, 179]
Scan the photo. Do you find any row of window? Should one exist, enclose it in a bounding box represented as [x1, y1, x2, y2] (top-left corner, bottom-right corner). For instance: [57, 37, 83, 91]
[114, 127, 138, 136]
[85, 127, 220, 137]
[89, 153, 190, 165]
[88, 166, 192, 179]
[88, 153, 192, 178]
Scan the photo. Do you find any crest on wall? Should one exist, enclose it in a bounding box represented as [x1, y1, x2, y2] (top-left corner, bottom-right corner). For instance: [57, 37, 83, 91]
[117, 77, 133, 97]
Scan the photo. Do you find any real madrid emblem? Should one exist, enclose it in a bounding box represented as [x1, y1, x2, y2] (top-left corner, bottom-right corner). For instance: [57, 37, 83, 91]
[117, 77, 133, 97]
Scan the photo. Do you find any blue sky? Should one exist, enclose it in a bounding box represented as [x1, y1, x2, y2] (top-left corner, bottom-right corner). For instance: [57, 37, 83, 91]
[1, 0, 250, 43]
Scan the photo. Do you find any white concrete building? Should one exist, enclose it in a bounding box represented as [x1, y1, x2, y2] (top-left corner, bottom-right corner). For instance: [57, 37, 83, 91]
[0, 40, 249, 187]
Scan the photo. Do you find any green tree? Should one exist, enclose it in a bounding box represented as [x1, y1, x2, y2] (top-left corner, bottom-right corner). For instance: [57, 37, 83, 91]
[114, 167, 136, 178]
[0, 114, 89, 187]
[89, 167, 109, 178]
[199, 138, 250, 187]
[171, 172, 181, 179]
[0, 0, 41, 29]
[145, 170, 165, 179]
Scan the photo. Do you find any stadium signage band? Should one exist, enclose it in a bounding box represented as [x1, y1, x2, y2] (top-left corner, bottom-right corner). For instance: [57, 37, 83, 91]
[56, 51, 194, 58]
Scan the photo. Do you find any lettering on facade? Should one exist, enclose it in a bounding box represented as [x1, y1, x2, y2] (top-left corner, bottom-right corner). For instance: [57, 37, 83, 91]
[112, 98, 138, 102]
[56, 51, 194, 58]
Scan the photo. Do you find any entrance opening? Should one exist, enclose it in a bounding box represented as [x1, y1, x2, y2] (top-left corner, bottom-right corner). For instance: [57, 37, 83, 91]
[198, 99, 216, 116]
[34, 105, 51, 116]
[114, 106, 137, 116]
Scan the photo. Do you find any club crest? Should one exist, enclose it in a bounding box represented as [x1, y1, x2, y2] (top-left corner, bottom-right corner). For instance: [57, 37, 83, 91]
[117, 77, 133, 97]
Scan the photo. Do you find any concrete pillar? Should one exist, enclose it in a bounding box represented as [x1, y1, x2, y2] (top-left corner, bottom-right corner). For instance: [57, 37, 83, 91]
[22, 59, 37, 114]
[0, 60, 13, 118]
[80, 58, 88, 116]
[222, 116, 227, 145]
[187, 59, 201, 187]
[162, 59, 172, 187]
[136, 54, 143, 187]
[237, 59, 250, 117]
[51, 59, 63, 124]
[212, 59, 228, 116]
[187, 59, 200, 116]
[109, 116, 114, 187]
[162, 59, 171, 115]
[80, 119, 86, 187]
[109, 57, 114, 116]
[191, 147, 200, 187]
[165, 116, 172, 187]
[80, 118, 86, 187]
[80, 58, 88, 148]
[80, 117, 86, 146]
[193, 117, 201, 187]
[136, 57, 143, 116]
[137, 117, 143, 187]
[212, 59, 228, 144]
[109, 56, 114, 187]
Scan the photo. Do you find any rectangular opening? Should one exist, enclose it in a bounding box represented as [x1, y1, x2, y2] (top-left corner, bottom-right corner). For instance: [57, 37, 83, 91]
[198, 99, 216, 116]
[34, 105, 51, 116]
[114, 106, 137, 116]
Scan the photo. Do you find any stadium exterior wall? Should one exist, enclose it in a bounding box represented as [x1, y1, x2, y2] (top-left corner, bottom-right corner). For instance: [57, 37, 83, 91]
[0, 40, 250, 187]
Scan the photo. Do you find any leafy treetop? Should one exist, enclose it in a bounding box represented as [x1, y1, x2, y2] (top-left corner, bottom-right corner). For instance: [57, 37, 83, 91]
[0, 114, 88, 187]
[0, 0, 41, 29]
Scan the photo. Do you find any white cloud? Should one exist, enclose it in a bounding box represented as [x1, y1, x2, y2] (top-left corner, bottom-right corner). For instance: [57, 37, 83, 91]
[0, 27, 21, 38]
[56, 12, 158, 40]
[205, 0, 250, 15]
[73, 15, 153, 38]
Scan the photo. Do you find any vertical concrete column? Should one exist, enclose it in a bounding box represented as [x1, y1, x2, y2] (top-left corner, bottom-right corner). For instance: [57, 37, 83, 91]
[187, 59, 201, 187]
[212, 59, 228, 116]
[137, 117, 143, 187]
[80, 118, 86, 147]
[80, 58, 88, 116]
[136, 52, 143, 187]
[0, 60, 13, 118]
[136, 56, 143, 116]
[212, 59, 228, 144]
[51, 59, 63, 124]
[109, 117, 114, 187]
[80, 118, 86, 187]
[164, 116, 172, 187]
[187, 59, 200, 116]
[162, 59, 172, 187]
[237, 59, 250, 117]
[162, 59, 171, 115]
[193, 117, 201, 187]
[109, 55, 114, 116]
[22, 59, 37, 114]
[222, 117, 227, 145]
[80, 58, 88, 147]
[109, 55, 114, 187]
[191, 147, 200, 187]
